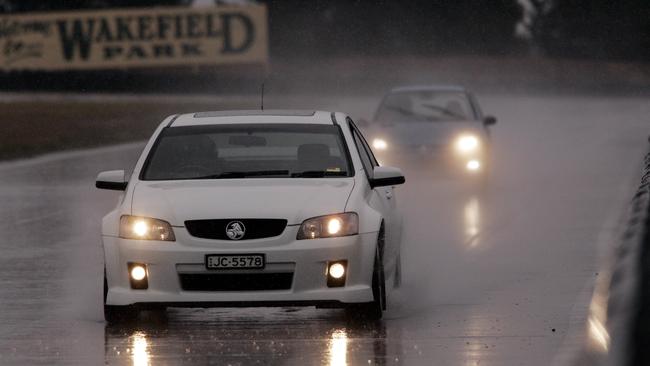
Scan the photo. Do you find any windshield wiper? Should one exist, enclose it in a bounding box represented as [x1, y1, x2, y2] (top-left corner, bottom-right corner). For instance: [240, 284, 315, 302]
[385, 105, 416, 117]
[192, 170, 290, 179]
[385, 105, 437, 121]
[421, 103, 465, 119]
[291, 170, 348, 178]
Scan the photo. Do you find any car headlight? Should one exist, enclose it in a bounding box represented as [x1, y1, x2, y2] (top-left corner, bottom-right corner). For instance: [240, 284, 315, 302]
[466, 159, 481, 171]
[455, 134, 480, 153]
[119, 215, 176, 241]
[297, 213, 359, 240]
[372, 138, 388, 150]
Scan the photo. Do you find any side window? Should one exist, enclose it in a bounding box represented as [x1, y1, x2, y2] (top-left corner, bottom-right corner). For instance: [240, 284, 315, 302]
[358, 132, 379, 167]
[352, 129, 373, 177]
[348, 118, 379, 167]
[348, 118, 376, 179]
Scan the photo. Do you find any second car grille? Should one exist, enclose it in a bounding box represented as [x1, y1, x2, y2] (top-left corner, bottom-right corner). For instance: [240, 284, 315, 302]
[185, 219, 288, 240]
[179, 273, 293, 291]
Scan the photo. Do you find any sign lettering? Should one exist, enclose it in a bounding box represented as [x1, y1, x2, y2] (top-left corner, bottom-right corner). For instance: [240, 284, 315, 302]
[0, 6, 268, 70]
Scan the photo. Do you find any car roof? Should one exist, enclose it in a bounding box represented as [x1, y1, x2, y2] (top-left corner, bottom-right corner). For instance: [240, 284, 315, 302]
[389, 85, 468, 93]
[170, 110, 337, 127]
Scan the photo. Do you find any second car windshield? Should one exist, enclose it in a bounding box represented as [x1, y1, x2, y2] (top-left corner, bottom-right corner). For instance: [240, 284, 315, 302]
[375, 91, 475, 123]
[141, 124, 353, 180]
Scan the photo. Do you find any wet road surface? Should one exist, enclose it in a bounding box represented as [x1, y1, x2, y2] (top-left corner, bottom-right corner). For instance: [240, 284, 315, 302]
[0, 94, 648, 365]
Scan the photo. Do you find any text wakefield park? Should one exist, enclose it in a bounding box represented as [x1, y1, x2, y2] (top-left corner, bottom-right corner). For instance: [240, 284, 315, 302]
[0, 5, 268, 70]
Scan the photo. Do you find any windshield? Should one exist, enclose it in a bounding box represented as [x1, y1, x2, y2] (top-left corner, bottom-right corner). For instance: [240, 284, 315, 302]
[141, 124, 353, 180]
[375, 91, 476, 123]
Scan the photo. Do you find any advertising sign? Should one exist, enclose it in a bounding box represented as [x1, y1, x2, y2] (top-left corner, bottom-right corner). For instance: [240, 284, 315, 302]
[0, 5, 268, 70]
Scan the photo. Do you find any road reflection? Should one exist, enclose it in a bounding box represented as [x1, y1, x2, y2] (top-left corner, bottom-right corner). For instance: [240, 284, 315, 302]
[130, 331, 151, 366]
[463, 195, 481, 248]
[585, 270, 611, 353]
[328, 329, 348, 366]
[104, 309, 398, 365]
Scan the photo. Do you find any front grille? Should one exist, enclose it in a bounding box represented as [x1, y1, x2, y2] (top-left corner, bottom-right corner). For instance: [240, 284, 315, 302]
[179, 273, 293, 291]
[185, 219, 288, 240]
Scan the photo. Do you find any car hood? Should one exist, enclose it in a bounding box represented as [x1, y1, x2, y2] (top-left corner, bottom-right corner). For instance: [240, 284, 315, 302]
[369, 121, 484, 147]
[130, 178, 355, 226]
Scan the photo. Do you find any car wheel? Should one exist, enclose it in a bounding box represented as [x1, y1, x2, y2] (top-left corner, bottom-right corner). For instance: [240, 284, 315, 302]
[104, 270, 138, 324]
[346, 225, 386, 321]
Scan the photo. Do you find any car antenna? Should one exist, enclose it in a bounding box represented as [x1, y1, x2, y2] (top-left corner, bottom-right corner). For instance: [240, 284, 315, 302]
[260, 82, 265, 110]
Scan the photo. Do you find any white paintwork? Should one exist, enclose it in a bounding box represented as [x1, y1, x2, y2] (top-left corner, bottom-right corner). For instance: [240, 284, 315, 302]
[131, 179, 354, 226]
[171, 110, 333, 127]
[96, 170, 126, 186]
[372, 166, 404, 181]
[102, 110, 404, 310]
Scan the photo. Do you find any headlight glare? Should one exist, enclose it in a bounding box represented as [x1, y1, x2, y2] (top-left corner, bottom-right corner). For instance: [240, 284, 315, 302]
[455, 135, 480, 153]
[120, 215, 176, 241]
[327, 217, 342, 235]
[372, 138, 388, 150]
[130, 265, 147, 281]
[297, 213, 358, 240]
[132, 220, 149, 237]
[328, 262, 346, 279]
[466, 159, 481, 171]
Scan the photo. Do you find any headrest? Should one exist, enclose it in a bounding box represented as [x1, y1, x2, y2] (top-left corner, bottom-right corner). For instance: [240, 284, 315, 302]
[179, 135, 217, 157]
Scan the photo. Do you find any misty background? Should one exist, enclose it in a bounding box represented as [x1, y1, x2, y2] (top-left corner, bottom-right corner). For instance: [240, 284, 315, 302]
[1, 0, 648, 94]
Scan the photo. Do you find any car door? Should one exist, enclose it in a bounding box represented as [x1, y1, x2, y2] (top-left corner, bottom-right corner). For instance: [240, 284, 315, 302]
[349, 119, 399, 263]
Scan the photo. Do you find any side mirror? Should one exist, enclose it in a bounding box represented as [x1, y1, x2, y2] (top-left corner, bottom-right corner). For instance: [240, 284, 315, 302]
[96, 170, 127, 191]
[483, 116, 497, 126]
[370, 166, 405, 188]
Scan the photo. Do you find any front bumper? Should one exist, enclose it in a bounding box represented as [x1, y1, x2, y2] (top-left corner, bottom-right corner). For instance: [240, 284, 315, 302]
[103, 226, 377, 307]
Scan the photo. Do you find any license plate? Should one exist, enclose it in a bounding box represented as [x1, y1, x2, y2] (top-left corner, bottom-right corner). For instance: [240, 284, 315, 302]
[205, 254, 265, 269]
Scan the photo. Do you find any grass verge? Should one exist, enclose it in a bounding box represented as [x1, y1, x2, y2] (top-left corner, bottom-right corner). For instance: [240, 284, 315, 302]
[0, 98, 248, 161]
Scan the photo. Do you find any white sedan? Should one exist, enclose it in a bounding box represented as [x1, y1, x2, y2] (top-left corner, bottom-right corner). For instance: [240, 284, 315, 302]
[96, 110, 405, 322]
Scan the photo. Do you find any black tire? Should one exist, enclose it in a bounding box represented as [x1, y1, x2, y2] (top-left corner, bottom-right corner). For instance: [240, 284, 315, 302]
[346, 226, 386, 321]
[104, 270, 138, 324]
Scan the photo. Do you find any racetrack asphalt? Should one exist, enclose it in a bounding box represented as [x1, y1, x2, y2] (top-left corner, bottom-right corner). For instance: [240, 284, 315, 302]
[0, 93, 648, 365]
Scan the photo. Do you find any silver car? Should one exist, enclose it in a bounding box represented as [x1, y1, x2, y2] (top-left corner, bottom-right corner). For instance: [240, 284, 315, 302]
[362, 85, 497, 178]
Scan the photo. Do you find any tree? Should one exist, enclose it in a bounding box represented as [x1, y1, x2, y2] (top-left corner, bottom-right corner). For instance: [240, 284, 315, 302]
[520, 0, 553, 54]
[261, 0, 524, 57]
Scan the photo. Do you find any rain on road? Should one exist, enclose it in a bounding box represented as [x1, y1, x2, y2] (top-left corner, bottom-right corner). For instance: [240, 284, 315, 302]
[0, 93, 648, 365]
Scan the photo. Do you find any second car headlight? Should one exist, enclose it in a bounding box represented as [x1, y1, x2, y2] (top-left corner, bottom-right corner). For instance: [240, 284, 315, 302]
[372, 138, 388, 150]
[455, 134, 480, 153]
[297, 213, 359, 240]
[120, 215, 176, 241]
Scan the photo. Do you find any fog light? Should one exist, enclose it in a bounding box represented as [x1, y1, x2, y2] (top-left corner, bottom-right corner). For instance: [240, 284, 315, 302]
[466, 160, 481, 171]
[128, 262, 148, 290]
[130, 265, 146, 281]
[327, 260, 347, 287]
[329, 263, 345, 279]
